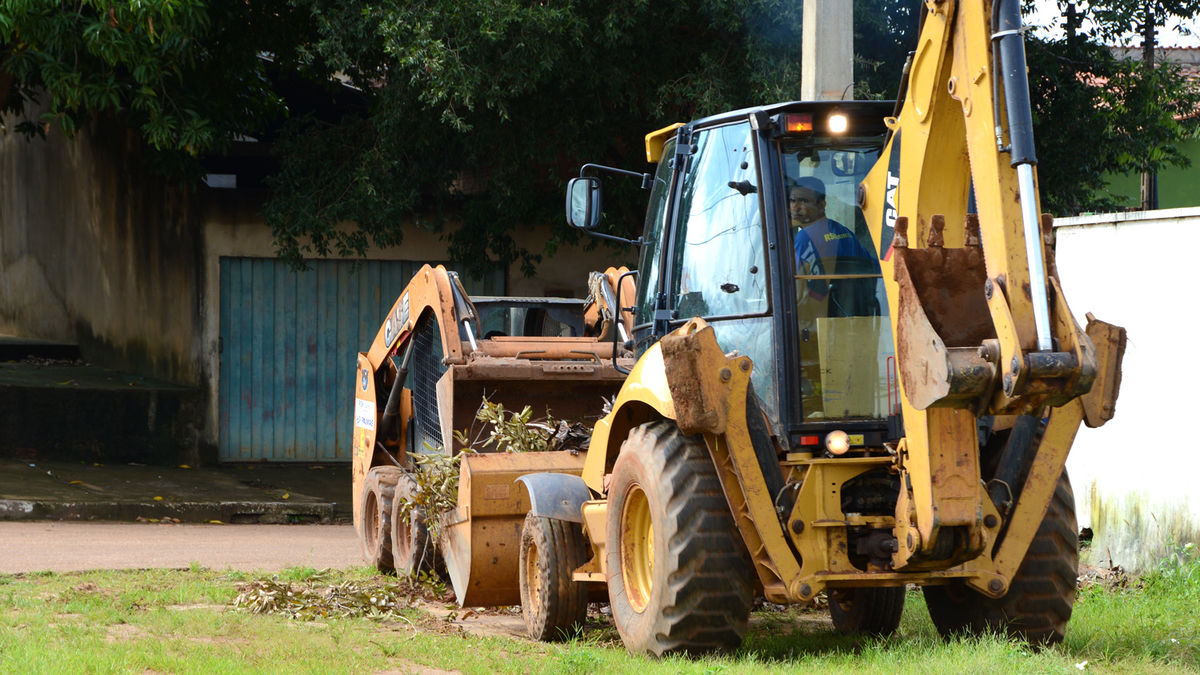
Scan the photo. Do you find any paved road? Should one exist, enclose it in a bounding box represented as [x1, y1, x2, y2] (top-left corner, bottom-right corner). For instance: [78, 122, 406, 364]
[0, 522, 364, 573]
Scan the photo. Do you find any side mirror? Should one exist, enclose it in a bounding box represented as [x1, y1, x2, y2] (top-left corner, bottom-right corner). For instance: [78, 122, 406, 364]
[566, 177, 602, 230]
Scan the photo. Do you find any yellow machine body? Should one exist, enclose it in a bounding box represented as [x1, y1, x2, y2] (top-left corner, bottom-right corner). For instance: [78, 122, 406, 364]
[576, 0, 1125, 606]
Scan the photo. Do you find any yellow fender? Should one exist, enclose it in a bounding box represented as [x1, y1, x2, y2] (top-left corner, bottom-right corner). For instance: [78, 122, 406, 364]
[581, 340, 676, 494]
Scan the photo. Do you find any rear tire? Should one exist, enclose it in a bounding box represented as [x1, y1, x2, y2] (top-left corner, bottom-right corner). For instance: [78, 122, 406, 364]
[519, 513, 589, 641]
[829, 587, 905, 637]
[605, 421, 754, 656]
[390, 471, 440, 576]
[924, 471, 1078, 645]
[361, 466, 404, 573]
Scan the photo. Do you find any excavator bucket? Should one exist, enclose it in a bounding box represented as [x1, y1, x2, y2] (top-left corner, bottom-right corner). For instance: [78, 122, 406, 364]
[439, 450, 586, 607]
[891, 216, 997, 409]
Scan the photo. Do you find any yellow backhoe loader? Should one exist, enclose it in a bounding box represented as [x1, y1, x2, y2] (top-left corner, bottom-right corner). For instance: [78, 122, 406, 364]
[353, 0, 1125, 655]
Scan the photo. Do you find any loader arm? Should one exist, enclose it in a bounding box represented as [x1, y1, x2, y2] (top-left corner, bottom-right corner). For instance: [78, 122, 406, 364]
[352, 265, 473, 530]
[857, 0, 1124, 585]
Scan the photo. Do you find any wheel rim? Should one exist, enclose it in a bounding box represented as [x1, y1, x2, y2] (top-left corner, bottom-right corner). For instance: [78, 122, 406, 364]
[620, 483, 654, 613]
[525, 537, 541, 610]
[364, 489, 381, 552]
[394, 511, 413, 565]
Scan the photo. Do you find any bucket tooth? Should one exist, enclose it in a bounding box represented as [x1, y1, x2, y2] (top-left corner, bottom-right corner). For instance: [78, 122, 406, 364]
[927, 214, 945, 248]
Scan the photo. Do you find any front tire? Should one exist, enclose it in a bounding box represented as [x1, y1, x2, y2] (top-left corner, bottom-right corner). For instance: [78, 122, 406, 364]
[924, 471, 1078, 645]
[361, 466, 404, 573]
[518, 513, 589, 641]
[605, 421, 754, 656]
[829, 587, 905, 637]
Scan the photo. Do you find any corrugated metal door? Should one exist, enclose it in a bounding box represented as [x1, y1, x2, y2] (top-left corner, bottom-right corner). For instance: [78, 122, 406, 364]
[218, 258, 502, 462]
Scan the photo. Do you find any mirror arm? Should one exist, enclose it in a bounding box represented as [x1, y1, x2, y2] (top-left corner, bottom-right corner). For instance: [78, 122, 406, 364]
[585, 231, 643, 247]
[579, 163, 652, 190]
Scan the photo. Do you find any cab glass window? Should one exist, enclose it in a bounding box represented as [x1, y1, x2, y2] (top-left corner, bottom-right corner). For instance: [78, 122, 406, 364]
[781, 139, 894, 420]
[633, 137, 676, 334]
[670, 122, 768, 320]
[669, 121, 777, 416]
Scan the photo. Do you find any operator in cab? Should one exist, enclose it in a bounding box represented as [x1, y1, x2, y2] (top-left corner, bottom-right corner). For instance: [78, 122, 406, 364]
[789, 175, 883, 418]
[789, 176, 880, 318]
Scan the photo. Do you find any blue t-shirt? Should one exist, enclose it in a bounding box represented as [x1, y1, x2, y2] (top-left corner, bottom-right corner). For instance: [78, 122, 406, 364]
[793, 218, 880, 313]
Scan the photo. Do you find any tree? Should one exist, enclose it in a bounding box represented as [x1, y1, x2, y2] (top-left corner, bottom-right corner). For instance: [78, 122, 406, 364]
[1076, 0, 1200, 208]
[0, 1, 307, 174]
[4, 0, 1192, 264]
[1029, 0, 1200, 213]
[853, 0, 920, 99]
[851, 0, 1199, 214]
[1, 1, 810, 274]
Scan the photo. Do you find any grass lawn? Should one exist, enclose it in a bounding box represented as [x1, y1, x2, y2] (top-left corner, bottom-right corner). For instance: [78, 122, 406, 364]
[1, 557, 1196, 674]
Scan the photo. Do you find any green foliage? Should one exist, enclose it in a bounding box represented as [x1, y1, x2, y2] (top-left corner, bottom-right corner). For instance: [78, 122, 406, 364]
[1142, 541, 1199, 593]
[455, 396, 591, 454]
[265, 1, 812, 274]
[1023, 0, 1200, 213]
[0, 0, 292, 174]
[470, 399, 551, 454]
[232, 573, 443, 620]
[404, 448, 470, 542]
[5, 0, 1196, 267]
[0, 0, 813, 273]
[399, 397, 588, 540]
[1025, 37, 1200, 214]
[1082, 0, 1200, 46]
[853, 0, 919, 99]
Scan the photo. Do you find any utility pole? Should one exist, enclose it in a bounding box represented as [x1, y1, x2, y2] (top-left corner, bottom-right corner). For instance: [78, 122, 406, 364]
[801, 0, 854, 101]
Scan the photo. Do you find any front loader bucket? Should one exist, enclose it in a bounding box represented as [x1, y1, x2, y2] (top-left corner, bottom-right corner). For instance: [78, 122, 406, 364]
[433, 346, 629, 454]
[439, 451, 586, 607]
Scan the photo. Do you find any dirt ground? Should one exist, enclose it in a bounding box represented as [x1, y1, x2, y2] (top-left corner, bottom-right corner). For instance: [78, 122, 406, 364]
[0, 521, 361, 573]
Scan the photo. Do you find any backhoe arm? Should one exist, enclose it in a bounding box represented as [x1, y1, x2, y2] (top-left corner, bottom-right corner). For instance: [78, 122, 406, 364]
[859, 0, 1124, 583]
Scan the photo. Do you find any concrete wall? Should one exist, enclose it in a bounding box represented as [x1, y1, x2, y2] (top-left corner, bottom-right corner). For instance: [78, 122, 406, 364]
[1055, 207, 1200, 571]
[0, 116, 204, 385]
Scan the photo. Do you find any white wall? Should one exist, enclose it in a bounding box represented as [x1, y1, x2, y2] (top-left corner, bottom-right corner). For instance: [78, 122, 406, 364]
[1055, 207, 1200, 571]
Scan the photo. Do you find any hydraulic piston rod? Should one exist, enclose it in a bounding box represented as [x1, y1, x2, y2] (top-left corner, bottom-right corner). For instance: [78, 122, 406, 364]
[994, 0, 1053, 351]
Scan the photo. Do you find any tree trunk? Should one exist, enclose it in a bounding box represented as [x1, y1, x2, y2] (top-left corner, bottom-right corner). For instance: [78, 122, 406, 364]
[1140, 1, 1158, 210]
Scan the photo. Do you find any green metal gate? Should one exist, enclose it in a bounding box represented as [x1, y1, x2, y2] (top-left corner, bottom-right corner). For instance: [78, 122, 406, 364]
[218, 258, 502, 462]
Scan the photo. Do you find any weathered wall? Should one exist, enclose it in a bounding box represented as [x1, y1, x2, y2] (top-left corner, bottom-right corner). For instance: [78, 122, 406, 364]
[0, 112, 635, 459]
[0, 115, 204, 385]
[1055, 207, 1200, 572]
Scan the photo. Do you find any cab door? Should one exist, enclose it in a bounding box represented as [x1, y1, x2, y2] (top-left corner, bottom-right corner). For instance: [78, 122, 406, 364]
[659, 120, 782, 419]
